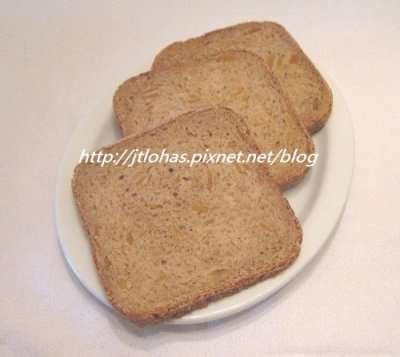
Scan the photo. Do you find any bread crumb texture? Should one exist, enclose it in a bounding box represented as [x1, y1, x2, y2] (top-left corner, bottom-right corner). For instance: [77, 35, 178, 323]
[72, 108, 302, 326]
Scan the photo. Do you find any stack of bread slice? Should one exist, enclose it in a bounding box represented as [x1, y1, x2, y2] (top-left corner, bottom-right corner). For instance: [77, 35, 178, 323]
[72, 22, 332, 326]
[152, 22, 332, 133]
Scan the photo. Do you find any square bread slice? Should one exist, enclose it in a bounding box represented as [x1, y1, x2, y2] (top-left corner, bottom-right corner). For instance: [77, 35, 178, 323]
[72, 108, 302, 326]
[152, 21, 333, 133]
[114, 50, 315, 188]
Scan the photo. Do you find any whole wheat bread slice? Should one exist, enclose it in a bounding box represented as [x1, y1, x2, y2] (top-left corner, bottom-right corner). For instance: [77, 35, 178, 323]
[72, 108, 302, 326]
[114, 50, 314, 188]
[152, 21, 332, 133]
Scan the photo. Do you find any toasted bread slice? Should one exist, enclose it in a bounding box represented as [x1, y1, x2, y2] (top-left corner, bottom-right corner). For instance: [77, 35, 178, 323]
[114, 50, 314, 188]
[72, 108, 302, 326]
[152, 21, 332, 133]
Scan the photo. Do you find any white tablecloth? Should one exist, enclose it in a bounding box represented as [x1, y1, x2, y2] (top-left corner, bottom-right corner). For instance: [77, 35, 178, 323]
[1, 1, 399, 355]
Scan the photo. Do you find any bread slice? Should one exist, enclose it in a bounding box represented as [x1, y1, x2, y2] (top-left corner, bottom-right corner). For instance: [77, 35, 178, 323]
[114, 50, 314, 188]
[72, 108, 302, 326]
[152, 21, 333, 133]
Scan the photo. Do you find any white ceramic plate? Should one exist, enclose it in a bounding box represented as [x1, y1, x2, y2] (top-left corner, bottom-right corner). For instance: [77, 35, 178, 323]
[56, 65, 354, 324]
